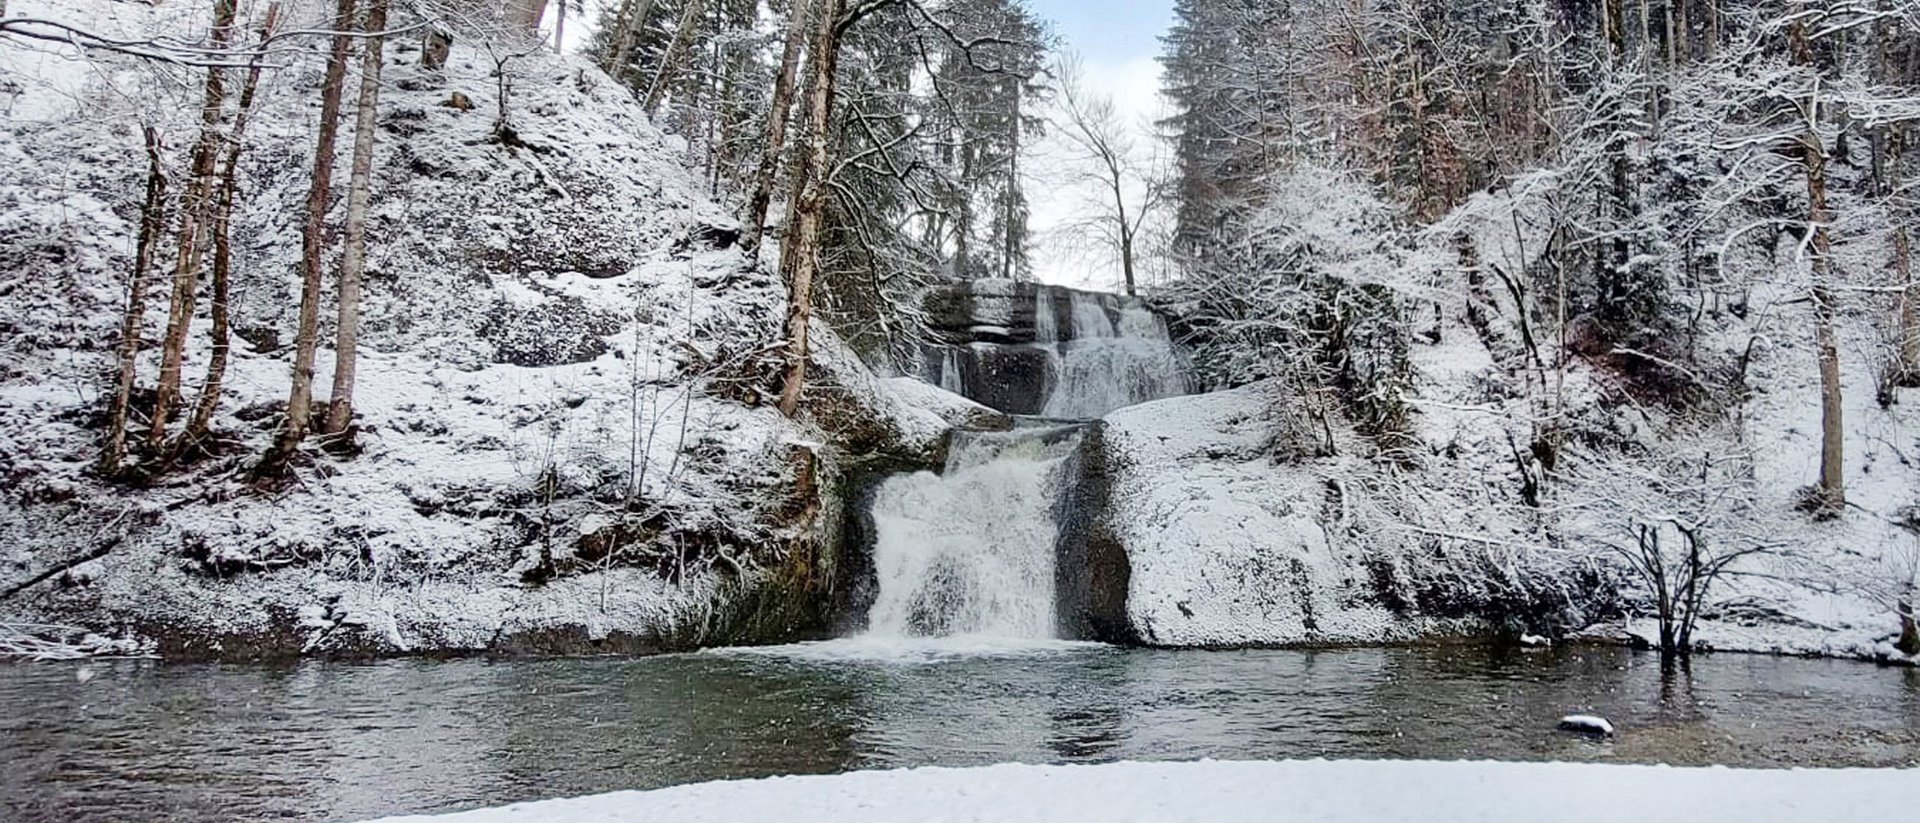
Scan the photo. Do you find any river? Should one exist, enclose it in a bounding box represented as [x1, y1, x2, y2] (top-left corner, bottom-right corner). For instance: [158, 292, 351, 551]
[2, 644, 1917, 822]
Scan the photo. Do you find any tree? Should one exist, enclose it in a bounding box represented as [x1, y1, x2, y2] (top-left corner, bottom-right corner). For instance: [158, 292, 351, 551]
[324, 0, 390, 440]
[179, 2, 285, 452]
[1789, 10, 1845, 512]
[743, 0, 811, 250]
[100, 127, 168, 477]
[149, 0, 239, 452]
[1049, 54, 1161, 296]
[642, 0, 708, 114]
[258, 0, 360, 481]
[776, 0, 850, 417]
[1566, 440, 1795, 657]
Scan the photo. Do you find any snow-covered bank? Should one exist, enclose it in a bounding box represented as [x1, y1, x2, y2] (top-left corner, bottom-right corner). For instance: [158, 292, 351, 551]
[1102, 383, 1607, 647]
[359, 759, 1918, 823]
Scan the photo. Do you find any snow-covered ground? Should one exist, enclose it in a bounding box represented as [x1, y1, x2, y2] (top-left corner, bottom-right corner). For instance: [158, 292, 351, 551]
[358, 759, 1917, 822]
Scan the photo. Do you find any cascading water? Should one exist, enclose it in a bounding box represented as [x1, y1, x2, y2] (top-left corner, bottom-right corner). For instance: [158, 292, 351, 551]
[1038, 293, 1188, 420]
[862, 426, 1085, 639]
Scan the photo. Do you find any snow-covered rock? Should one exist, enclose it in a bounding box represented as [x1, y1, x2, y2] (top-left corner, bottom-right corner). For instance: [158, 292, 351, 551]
[1557, 715, 1615, 736]
[1101, 382, 1607, 647]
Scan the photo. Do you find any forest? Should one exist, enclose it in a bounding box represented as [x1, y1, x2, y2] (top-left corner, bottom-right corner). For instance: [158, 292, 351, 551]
[2, 1, 1920, 818]
[0, 0, 1916, 652]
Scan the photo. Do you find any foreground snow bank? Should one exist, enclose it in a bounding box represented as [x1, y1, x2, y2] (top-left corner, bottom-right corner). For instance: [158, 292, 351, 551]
[360, 759, 1915, 823]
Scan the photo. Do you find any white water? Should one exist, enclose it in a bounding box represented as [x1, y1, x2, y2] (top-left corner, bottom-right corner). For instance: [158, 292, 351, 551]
[1039, 293, 1187, 419]
[938, 347, 965, 395]
[1034, 286, 1059, 344]
[863, 428, 1083, 640]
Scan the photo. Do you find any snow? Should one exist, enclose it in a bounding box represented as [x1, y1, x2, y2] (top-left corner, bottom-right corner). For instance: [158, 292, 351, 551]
[1102, 382, 1580, 647]
[355, 759, 1917, 823]
[1558, 715, 1616, 736]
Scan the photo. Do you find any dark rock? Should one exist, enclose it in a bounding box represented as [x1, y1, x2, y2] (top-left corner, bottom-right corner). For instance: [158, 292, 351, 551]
[1054, 422, 1137, 644]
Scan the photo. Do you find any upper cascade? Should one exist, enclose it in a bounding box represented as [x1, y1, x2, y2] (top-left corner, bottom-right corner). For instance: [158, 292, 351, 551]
[919, 279, 1190, 419]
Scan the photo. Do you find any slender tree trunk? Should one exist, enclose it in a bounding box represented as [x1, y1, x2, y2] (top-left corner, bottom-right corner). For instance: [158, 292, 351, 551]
[1897, 225, 1918, 376]
[1793, 21, 1845, 510]
[149, 0, 237, 451]
[259, 0, 357, 480]
[180, 3, 283, 451]
[553, 0, 565, 52]
[324, 0, 387, 438]
[1115, 182, 1136, 297]
[745, 0, 812, 250]
[644, 0, 709, 114]
[776, 0, 848, 418]
[101, 127, 169, 477]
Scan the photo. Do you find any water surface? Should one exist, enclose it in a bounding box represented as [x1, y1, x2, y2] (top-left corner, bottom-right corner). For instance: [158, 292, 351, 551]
[3, 644, 1917, 822]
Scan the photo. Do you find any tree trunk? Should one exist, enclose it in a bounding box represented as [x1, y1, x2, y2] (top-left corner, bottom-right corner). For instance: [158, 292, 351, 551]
[507, 0, 548, 32]
[605, 0, 657, 85]
[553, 0, 565, 52]
[776, 0, 848, 418]
[1116, 186, 1137, 297]
[180, 3, 282, 452]
[1793, 21, 1845, 510]
[101, 127, 169, 477]
[324, 0, 387, 439]
[259, 0, 357, 480]
[1897, 225, 1918, 377]
[149, 0, 237, 451]
[644, 0, 710, 114]
[1898, 599, 1920, 656]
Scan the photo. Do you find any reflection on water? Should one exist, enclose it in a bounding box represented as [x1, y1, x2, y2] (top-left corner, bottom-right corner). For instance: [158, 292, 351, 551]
[1, 645, 1916, 822]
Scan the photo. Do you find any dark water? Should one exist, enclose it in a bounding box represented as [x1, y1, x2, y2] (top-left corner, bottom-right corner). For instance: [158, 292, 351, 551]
[2, 643, 1917, 822]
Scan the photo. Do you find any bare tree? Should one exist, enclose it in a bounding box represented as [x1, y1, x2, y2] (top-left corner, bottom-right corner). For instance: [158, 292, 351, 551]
[1789, 13, 1846, 513]
[775, 0, 851, 417]
[323, 0, 390, 440]
[258, 0, 360, 481]
[149, 0, 239, 452]
[100, 127, 169, 477]
[1049, 54, 1162, 296]
[180, 2, 285, 452]
[1565, 440, 1796, 657]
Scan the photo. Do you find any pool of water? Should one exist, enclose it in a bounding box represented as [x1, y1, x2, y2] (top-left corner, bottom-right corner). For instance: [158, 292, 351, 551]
[2, 643, 1917, 822]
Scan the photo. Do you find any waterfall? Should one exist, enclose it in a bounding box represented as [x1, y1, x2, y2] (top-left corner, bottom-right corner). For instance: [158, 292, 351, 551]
[863, 427, 1084, 639]
[1039, 296, 1187, 420]
[917, 282, 1189, 419]
[1034, 286, 1059, 345]
[937, 347, 965, 395]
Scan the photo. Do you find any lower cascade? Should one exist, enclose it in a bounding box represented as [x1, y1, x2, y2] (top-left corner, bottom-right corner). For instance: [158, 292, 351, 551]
[862, 425, 1086, 639]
